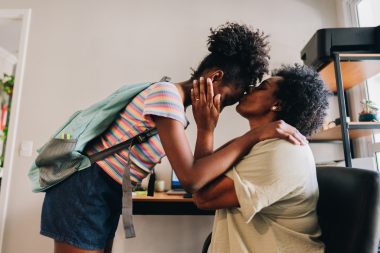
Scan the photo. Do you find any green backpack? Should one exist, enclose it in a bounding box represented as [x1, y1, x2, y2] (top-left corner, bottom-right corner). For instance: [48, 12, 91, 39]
[28, 81, 156, 192]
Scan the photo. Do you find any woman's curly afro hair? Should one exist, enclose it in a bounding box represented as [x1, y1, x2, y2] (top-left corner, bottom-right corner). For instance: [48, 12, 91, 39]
[192, 22, 270, 90]
[273, 64, 332, 136]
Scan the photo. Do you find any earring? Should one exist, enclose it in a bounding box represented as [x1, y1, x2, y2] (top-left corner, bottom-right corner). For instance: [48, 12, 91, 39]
[271, 106, 278, 111]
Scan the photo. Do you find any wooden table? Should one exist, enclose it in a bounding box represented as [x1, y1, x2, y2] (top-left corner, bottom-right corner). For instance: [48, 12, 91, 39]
[133, 192, 214, 215]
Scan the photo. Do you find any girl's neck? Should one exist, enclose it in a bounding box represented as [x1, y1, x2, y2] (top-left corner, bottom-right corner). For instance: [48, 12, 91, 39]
[174, 80, 193, 108]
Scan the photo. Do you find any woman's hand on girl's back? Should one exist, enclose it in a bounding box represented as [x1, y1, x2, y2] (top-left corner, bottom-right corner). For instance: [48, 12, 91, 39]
[191, 77, 221, 132]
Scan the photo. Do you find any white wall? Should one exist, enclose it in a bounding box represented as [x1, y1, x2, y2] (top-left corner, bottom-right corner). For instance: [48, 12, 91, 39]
[0, 1, 338, 252]
[0, 47, 16, 76]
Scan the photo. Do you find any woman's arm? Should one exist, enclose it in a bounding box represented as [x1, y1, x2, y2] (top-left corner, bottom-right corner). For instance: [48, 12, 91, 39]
[193, 175, 239, 210]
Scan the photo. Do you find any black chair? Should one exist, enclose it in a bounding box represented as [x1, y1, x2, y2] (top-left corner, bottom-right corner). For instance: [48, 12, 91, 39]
[202, 166, 380, 253]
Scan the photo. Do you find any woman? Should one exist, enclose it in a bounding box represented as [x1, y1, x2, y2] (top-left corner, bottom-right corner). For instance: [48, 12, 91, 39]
[37, 23, 306, 253]
[193, 64, 331, 253]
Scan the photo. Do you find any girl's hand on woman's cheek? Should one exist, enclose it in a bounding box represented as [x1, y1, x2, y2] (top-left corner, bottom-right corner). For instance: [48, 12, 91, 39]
[191, 77, 221, 132]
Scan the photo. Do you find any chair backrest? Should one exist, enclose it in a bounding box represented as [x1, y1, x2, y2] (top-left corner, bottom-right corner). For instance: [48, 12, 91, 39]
[317, 166, 380, 253]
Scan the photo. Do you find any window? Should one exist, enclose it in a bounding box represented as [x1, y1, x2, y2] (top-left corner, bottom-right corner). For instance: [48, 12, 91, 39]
[357, 0, 380, 168]
[357, 0, 380, 27]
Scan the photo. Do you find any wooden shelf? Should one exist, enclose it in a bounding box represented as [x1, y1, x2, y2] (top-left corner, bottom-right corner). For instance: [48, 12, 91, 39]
[132, 192, 214, 215]
[319, 54, 380, 92]
[310, 122, 380, 141]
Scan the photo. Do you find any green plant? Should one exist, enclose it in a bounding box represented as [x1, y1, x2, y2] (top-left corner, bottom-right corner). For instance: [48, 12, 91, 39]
[0, 74, 15, 95]
[0, 74, 14, 168]
[360, 99, 378, 114]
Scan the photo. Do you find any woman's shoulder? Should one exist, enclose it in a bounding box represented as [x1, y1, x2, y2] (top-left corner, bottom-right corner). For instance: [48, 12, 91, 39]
[244, 139, 315, 179]
[256, 138, 308, 150]
[250, 138, 312, 160]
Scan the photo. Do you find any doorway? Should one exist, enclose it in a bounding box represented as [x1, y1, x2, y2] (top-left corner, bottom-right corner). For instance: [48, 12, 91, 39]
[0, 9, 31, 250]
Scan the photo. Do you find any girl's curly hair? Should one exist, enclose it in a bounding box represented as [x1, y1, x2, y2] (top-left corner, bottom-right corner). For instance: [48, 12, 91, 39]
[192, 22, 270, 90]
[273, 64, 332, 136]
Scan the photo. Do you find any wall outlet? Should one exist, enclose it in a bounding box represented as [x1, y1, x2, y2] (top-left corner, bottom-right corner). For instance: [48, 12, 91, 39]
[19, 141, 33, 157]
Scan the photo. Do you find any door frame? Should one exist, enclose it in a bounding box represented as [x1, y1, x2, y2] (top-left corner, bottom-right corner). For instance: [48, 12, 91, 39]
[0, 9, 31, 250]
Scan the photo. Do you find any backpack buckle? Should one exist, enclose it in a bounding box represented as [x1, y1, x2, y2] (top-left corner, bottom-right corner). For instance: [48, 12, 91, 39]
[136, 134, 147, 143]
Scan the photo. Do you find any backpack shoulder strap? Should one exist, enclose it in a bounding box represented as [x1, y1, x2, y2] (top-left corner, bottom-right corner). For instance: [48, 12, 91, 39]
[87, 128, 158, 163]
[88, 75, 170, 162]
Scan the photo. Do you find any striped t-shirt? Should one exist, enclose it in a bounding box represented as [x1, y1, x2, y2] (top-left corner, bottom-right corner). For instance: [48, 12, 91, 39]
[86, 82, 188, 185]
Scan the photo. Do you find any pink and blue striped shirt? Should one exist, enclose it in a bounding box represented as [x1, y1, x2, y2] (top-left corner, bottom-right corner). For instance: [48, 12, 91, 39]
[87, 82, 188, 185]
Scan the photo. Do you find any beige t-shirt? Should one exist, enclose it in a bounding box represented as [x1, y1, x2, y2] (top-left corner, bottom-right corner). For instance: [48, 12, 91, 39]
[210, 139, 325, 253]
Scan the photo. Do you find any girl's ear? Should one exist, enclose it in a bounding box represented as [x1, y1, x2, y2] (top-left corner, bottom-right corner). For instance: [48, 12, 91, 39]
[210, 70, 224, 84]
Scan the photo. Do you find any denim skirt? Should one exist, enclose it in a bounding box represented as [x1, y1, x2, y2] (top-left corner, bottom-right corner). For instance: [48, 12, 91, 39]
[40, 163, 122, 250]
